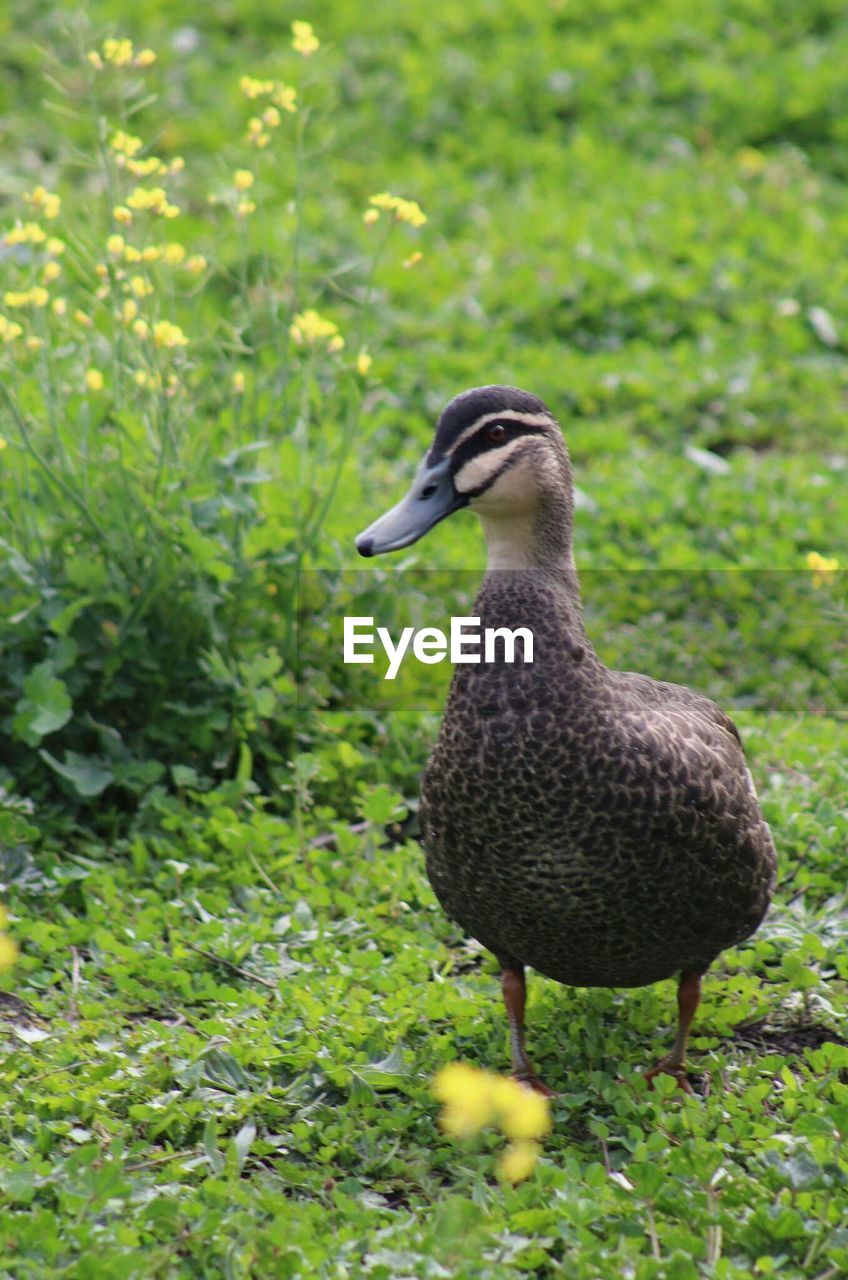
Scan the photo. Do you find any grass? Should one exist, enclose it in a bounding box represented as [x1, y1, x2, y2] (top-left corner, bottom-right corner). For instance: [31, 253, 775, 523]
[1, 2, 847, 1277]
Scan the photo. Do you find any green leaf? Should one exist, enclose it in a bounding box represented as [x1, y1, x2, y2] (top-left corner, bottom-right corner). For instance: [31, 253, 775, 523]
[12, 664, 72, 746]
[231, 1119, 256, 1171]
[39, 750, 113, 797]
[48, 595, 94, 637]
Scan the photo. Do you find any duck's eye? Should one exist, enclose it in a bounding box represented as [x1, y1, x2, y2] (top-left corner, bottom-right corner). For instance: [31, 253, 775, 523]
[486, 423, 507, 444]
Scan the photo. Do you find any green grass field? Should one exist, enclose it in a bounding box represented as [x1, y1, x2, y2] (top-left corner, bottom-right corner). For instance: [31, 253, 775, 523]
[1, 3, 847, 1277]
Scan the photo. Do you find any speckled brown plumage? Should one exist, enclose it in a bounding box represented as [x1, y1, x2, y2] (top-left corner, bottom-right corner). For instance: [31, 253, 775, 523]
[422, 568, 775, 990]
[357, 384, 777, 1091]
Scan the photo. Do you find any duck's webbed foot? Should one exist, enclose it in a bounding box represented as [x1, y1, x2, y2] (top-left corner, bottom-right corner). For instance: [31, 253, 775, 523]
[645, 969, 704, 1097]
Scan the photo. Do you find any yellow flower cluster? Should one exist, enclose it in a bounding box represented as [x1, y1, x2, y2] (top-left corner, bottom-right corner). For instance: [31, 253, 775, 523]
[85, 368, 104, 392]
[0, 315, 23, 343]
[368, 191, 427, 227]
[152, 320, 189, 349]
[241, 76, 297, 146]
[108, 133, 183, 179]
[806, 551, 840, 587]
[4, 222, 46, 246]
[433, 1062, 551, 1184]
[24, 186, 61, 220]
[4, 287, 49, 308]
[292, 20, 320, 56]
[0, 905, 17, 972]
[290, 309, 344, 351]
[106, 235, 191, 266]
[125, 186, 180, 218]
[110, 131, 143, 158]
[87, 38, 156, 71]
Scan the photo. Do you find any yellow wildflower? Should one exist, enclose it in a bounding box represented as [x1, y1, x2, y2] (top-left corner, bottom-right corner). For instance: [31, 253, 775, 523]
[234, 169, 255, 191]
[4, 287, 49, 308]
[328, 334, 345, 352]
[25, 336, 43, 352]
[262, 106, 281, 127]
[74, 309, 93, 328]
[141, 245, 160, 263]
[363, 208, 380, 226]
[127, 157, 165, 178]
[272, 83, 297, 113]
[52, 298, 67, 317]
[0, 933, 17, 971]
[0, 437, 6, 449]
[127, 186, 180, 217]
[25, 187, 61, 220]
[103, 37, 134, 67]
[368, 191, 427, 226]
[433, 1063, 550, 1183]
[46, 236, 65, 256]
[356, 350, 373, 377]
[42, 262, 61, 284]
[403, 251, 423, 268]
[110, 130, 143, 157]
[133, 370, 149, 387]
[497, 1140, 539, 1184]
[490, 1076, 550, 1139]
[87, 50, 104, 70]
[290, 308, 342, 348]
[153, 320, 188, 348]
[132, 319, 149, 339]
[291, 20, 320, 56]
[107, 234, 126, 256]
[240, 75, 275, 99]
[121, 298, 139, 324]
[0, 316, 23, 343]
[246, 118, 270, 148]
[232, 370, 246, 394]
[161, 242, 186, 265]
[807, 551, 840, 587]
[134, 48, 157, 68]
[236, 199, 256, 218]
[113, 206, 133, 226]
[185, 254, 207, 275]
[129, 275, 153, 298]
[4, 222, 47, 246]
[95, 263, 109, 279]
[129, 159, 164, 178]
[396, 199, 426, 226]
[85, 368, 104, 391]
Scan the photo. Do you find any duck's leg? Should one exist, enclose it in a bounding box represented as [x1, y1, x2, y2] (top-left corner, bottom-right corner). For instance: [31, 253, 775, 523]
[645, 969, 703, 1096]
[500, 962, 555, 1097]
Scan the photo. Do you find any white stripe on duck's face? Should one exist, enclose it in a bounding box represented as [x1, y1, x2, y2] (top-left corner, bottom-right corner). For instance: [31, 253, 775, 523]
[441, 408, 557, 458]
[453, 438, 541, 511]
[455, 443, 545, 570]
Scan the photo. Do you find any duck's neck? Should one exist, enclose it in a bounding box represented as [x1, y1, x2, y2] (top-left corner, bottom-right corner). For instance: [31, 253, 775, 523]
[479, 489, 577, 584]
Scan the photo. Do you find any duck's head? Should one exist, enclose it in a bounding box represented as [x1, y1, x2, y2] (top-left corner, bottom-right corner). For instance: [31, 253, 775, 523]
[355, 385, 574, 569]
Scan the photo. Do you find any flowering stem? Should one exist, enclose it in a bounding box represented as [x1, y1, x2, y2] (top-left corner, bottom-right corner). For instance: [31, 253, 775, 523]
[0, 377, 116, 572]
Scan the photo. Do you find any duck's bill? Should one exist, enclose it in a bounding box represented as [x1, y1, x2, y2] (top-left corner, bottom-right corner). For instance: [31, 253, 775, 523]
[355, 457, 466, 557]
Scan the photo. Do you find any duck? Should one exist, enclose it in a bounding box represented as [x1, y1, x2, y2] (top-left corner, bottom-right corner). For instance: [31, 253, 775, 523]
[355, 385, 777, 1095]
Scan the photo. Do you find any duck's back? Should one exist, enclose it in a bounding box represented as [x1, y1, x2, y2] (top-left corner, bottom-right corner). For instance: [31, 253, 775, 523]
[421, 572, 776, 988]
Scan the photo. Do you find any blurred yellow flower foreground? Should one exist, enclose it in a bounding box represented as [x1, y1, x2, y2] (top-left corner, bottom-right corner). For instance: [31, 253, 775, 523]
[0, 905, 17, 972]
[433, 1062, 551, 1183]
